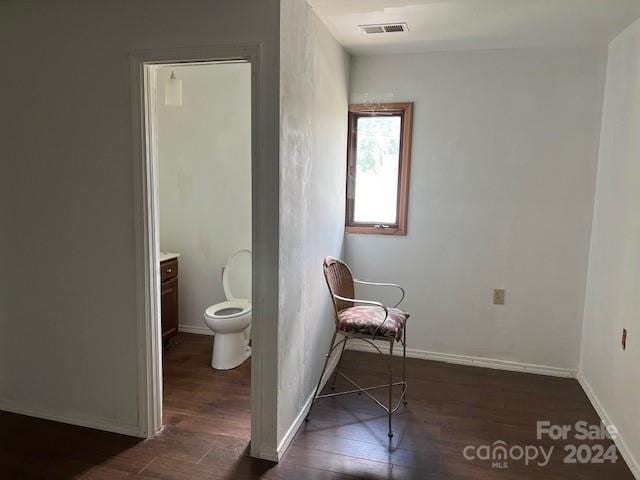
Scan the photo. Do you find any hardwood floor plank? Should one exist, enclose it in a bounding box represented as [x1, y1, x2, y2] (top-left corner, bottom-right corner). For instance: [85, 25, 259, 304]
[281, 445, 438, 480]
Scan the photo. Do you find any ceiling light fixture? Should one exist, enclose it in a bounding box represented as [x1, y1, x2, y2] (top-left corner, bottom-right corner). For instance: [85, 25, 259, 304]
[165, 71, 182, 107]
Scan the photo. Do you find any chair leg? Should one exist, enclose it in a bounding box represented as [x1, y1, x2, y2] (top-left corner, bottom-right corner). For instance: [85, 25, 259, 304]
[305, 329, 338, 422]
[330, 337, 347, 391]
[402, 324, 408, 406]
[388, 340, 394, 439]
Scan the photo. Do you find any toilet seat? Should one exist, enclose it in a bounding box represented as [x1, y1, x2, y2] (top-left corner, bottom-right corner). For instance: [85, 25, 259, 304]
[222, 249, 251, 301]
[205, 299, 251, 320]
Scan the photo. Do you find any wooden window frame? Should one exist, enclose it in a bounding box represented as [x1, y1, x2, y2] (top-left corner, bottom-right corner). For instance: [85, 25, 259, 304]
[345, 102, 413, 235]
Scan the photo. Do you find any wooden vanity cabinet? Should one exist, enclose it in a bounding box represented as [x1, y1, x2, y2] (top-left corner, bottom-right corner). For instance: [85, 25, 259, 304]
[160, 258, 179, 342]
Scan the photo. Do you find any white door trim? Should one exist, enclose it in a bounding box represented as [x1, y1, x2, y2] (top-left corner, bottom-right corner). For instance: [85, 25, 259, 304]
[129, 44, 279, 460]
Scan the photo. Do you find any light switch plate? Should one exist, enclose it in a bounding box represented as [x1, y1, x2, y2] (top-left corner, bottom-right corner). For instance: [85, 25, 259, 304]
[493, 288, 505, 305]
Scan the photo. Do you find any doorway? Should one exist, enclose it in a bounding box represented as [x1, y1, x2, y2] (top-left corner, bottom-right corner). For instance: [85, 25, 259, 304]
[153, 60, 252, 436]
[131, 46, 279, 460]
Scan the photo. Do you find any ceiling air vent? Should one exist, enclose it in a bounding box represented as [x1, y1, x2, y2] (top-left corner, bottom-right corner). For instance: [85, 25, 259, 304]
[359, 23, 409, 35]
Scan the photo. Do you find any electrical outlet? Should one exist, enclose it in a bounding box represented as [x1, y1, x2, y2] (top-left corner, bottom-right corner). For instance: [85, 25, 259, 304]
[622, 329, 627, 350]
[493, 288, 505, 305]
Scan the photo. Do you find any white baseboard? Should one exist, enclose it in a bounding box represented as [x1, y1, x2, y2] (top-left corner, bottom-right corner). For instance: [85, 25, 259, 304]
[346, 342, 576, 378]
[0, 400, 141, 437]
[178, 324, 214, 336]
[577, 374, 639, 479]
[275, 347, 342, 460]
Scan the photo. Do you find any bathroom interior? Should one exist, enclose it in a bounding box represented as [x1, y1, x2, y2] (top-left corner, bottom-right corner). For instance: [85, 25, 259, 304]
[154, 62, 252, 434]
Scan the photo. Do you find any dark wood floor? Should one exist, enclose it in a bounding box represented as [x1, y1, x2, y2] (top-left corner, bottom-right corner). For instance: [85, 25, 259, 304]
[0, 333, 634, 479]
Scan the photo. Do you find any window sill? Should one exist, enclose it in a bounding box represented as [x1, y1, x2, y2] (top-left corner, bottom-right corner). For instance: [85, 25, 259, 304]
[345, 225, 406, 236]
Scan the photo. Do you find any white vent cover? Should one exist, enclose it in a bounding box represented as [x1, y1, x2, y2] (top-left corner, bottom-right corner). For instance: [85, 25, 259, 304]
[359, 23, 408, 34]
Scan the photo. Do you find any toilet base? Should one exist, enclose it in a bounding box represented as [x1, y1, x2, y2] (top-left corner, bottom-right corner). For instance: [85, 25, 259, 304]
[211, 331, 251, 370]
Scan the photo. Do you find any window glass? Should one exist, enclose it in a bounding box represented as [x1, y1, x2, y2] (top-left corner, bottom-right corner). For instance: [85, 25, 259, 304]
[353, 115, 401, 224]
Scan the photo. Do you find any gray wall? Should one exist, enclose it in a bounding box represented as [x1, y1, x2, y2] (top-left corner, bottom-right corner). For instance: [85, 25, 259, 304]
[156, 63, 251, 331]
[0, 0, 280, 454]
[580, 18, 640, 473]
[346, 47, 607, 372]
[278, 0, 349, 453]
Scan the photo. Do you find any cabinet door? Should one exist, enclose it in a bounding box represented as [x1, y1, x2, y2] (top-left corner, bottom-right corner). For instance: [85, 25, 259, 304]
[161, 277, 179, 340]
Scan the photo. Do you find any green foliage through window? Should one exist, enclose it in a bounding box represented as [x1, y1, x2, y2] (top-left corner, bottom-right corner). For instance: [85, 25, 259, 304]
[355, 116, 401, 174]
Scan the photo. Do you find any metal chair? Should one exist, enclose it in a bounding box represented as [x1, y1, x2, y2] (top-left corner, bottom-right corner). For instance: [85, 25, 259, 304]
[305, 256, 409, 439]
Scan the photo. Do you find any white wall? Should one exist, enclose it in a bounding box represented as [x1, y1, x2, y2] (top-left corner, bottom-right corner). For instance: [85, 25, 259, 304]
[580, 18, 640, 475]
[156, 63, 251, 331]
[0, 0, 281, 457]
[346, 47, 607, 372]
[278, 0, 349, 457]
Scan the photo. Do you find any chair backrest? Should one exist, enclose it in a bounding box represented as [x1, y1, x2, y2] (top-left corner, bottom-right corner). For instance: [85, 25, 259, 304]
[323, 257, 355, 315]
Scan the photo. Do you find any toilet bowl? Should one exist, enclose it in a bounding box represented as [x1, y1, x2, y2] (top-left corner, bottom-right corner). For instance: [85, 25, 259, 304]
[204, 249, 252, 370]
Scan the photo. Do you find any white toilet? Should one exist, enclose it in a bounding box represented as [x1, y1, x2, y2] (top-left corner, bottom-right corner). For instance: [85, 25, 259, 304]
[203, 249, 252, 370]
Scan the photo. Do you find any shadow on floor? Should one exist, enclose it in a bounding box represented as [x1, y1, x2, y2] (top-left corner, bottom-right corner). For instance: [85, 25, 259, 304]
[0, 411, 144, 479]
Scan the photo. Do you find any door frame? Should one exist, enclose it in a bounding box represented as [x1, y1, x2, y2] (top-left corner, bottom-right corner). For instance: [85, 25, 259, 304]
[130, 44, 279, 460]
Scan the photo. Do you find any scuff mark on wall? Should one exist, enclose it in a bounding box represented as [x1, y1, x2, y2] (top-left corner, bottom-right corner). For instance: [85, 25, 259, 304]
[197, 229, 212, 261]
[177, 170, 194, 205]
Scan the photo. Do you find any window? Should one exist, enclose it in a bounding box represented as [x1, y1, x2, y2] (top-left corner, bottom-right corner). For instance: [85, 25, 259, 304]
[346, 102, 413, 235]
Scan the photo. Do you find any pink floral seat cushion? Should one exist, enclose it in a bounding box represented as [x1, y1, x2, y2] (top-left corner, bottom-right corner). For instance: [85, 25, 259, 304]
[337, 306, 409, 340]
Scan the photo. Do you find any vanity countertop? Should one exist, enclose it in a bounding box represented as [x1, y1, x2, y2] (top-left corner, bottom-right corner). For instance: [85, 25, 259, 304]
[160, 252, 181, 263]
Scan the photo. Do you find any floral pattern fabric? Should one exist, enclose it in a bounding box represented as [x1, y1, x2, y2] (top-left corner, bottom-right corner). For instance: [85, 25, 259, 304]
[337, 306, 409, 340]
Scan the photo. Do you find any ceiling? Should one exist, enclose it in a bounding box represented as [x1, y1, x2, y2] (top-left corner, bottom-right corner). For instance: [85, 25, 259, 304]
[307, 0, 640, 55]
